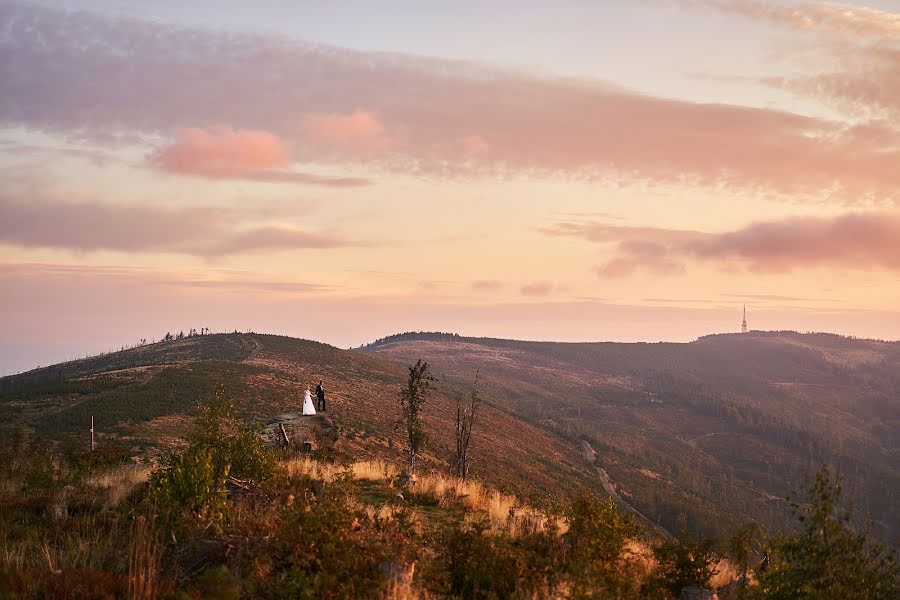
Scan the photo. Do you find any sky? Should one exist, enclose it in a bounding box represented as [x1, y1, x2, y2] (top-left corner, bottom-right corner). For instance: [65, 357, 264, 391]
[1, 0, 900, 374]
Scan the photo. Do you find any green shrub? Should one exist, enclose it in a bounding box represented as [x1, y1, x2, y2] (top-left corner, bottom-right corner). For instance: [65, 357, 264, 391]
[439, 514, 564, 599]
[147, 387, 274, 520]
[645, 531, 719, 598]
[751, 466, 899, 600]
[149, 445, 230, 516]
[564, 492, 642, 599]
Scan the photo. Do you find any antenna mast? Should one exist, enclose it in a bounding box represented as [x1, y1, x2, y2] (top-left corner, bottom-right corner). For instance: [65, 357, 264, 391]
[741, 304, 748, 334]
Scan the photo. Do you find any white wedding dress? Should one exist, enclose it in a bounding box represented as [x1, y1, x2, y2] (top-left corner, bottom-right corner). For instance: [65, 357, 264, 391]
[302, 389, 317, 416]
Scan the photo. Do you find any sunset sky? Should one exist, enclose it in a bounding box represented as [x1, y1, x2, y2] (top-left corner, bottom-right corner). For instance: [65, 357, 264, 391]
[2, 0, 900, 374]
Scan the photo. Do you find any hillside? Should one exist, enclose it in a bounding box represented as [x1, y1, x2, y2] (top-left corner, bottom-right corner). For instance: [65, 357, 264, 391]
[3, 330, 898, 544]
[363, 331, 900, 542]
[0, 333, 599, 503]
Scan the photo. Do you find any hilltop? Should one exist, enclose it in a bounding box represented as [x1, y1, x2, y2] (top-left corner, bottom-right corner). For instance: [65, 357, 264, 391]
[2, 329, 898, 542]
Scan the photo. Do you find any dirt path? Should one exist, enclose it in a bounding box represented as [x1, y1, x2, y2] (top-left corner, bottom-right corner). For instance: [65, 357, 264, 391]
[259, 412, 331, 448]
[584, 441, 673, 540]
[245, 336, 262, 361]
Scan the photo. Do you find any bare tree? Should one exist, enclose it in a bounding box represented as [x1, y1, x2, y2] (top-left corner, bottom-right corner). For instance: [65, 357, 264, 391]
[398, 360, 435, 475]
[454, 371, 481, 479]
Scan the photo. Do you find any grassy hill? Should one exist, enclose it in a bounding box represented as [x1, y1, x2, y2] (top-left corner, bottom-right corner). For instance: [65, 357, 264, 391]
[0, 333, 598, 503]
[363, 331, 900, 542]
[2, 330, 898, 543]
[2, 330, 899, 598]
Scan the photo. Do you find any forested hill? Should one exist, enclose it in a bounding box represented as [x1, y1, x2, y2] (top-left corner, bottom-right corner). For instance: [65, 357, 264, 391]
[364, 330, 900, 542]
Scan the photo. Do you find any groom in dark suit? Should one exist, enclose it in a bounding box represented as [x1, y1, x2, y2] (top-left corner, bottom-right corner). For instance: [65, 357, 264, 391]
[315, 380, 326, 411]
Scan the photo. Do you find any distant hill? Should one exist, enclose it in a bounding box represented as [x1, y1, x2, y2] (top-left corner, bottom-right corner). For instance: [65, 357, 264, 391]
[363, 330, 900, 542]
[3, 330, 898, 542]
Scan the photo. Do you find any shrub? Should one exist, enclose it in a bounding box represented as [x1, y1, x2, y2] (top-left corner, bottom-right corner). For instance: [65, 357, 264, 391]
[751, 466, 899, 600]
[645, 531, 719, 598]
[439, 514, 564, 599]
[147, 387, 274, 520]
[564, 492, 642, 599]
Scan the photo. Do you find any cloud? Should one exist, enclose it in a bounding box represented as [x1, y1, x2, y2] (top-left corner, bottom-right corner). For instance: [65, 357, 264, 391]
[0, 194, 365, 258]
[472, 279, 504, 291]
[671, 0, 900, 39]
[150, 126, 371, 187]
[685, 212, 900, 272]
[762, 45, 900, 119]
[665, 1, 900, 118]
[1, 2, 898, 200]
[302, 111, 391, 154]
[549, 213, 900, 275]
[520, 282, 555, 296]
[595, 240, 686, 278]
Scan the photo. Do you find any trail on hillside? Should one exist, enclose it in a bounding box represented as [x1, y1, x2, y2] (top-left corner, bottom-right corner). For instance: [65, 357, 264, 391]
[584, 441, 673, 540]
[245, 336, 262, 361]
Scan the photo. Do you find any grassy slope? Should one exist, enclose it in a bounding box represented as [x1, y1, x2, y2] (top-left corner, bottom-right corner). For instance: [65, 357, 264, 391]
[0, 333, 599, 505]
[364, 331, 900, 541]
[5, 329, 897, 542]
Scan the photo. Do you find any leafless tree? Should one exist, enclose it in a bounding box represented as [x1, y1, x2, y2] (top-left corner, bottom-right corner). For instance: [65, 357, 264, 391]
[454, 371, 481, 479]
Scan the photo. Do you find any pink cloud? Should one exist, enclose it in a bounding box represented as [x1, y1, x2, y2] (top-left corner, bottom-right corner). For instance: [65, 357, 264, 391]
[552, 213, 900, 276]
[152, 126, 291, 173]
[148, 126, 371, 186]
[302, 111, 391, 153]
[2, 3, 899, 200]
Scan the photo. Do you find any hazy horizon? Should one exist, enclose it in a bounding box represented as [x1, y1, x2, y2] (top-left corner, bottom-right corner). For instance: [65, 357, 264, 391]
[2, 0, 899, 375]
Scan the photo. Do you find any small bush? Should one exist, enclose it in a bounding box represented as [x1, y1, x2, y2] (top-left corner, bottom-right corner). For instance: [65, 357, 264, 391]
[564, 492, 642, 599]
[644, 531, 719, 598]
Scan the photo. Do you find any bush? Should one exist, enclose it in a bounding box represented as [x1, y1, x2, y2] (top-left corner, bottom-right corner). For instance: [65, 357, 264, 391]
[260, 474, 413, 599]
[439, 514, 564, 599]
[147, 387, 275, 520]
[645, 531, 719, 598]
[565, 492, 642, 599]
[751, 466, 899, 600]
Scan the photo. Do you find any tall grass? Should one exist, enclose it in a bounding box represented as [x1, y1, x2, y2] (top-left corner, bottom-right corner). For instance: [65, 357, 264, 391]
[127, 515, 160, 600]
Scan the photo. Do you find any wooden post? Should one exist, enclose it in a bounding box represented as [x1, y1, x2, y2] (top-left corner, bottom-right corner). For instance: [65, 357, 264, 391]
[90, 416, 95, 451]
[279, 423, 290, 447]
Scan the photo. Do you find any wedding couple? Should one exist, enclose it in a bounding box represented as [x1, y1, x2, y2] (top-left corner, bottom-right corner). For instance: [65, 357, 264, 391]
[302, 380, 327, 416]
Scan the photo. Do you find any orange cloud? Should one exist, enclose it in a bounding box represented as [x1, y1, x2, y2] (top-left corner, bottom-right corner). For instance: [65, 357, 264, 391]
[520, 282, 555, 296]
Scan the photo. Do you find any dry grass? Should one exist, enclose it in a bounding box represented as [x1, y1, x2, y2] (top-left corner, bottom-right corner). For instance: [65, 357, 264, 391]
[87, 464, 153, 509]
[127, 515, 160, 600]
[710, 558, 741, 589]
[279, 458, 557, 537]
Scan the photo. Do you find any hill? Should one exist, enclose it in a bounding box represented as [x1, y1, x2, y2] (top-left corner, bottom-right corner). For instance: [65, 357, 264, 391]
[2, 330, 898, 543]
[0, 333, 598, 503]
[363, 331, 900, 542]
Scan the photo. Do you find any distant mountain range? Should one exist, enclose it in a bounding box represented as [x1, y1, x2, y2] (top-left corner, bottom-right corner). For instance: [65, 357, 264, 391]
[2, 329, 897, 542]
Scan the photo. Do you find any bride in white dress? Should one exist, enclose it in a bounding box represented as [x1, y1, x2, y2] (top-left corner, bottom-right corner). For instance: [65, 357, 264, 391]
[302, 385, 317, 416]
